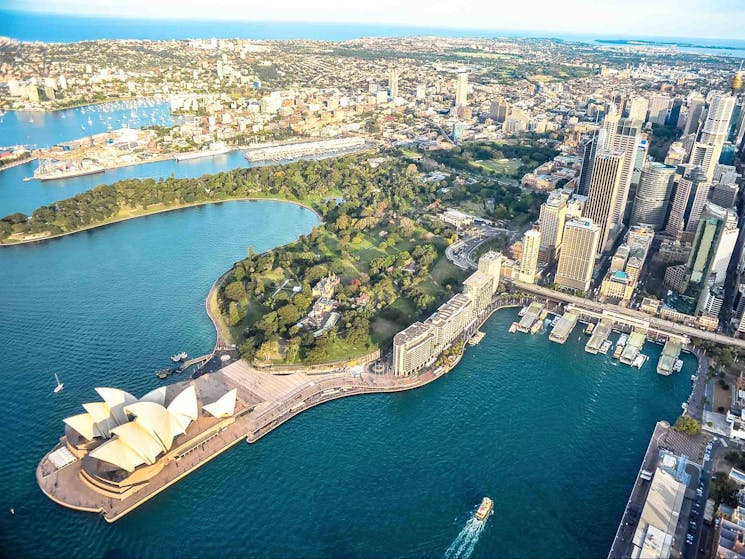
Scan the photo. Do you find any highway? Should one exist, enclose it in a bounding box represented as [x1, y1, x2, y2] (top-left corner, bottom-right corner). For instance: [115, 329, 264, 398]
[508, 280, 745, 350]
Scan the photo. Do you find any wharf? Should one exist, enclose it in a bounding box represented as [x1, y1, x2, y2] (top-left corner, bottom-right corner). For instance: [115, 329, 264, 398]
[620, 332, 646, 365]
[517, 301, 544, 333]
[549, 311, 578, 344]
[657, 339, 683, 375]
[585, 319, 612, 354]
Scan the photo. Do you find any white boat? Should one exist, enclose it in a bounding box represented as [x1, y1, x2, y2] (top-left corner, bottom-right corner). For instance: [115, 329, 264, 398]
[53, 373, 64, 393]
[674, 359, 684, 372]
[171, 351, 188, 362]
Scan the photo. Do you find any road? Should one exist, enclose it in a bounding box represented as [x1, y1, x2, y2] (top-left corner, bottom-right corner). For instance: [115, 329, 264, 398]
[509, 280, 745, 350]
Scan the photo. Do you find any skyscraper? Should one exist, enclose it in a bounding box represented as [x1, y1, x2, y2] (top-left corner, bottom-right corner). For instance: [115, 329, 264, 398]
[389, 71, 399, 99]
[538, 190, 569, 262]
[584, 151, 625, 252]
[627, 96, 649, 124]
[690, 93, 736, 180]
[518, 230, 541, 284]
[455, 73, 468, 107]
[647, 94, 671, 125]
[630, 161, 676, 229]
[609, 121, 642, 225]
[665, 165, 709, 238]
[555, 219, 601, 293]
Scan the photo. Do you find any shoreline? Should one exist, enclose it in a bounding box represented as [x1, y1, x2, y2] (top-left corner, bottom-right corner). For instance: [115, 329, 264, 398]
[4, 95, 164, 114]
[0, 196, 322, 247]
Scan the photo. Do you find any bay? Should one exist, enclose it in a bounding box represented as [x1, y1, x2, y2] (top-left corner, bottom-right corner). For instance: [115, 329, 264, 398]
[0, 200, 693, 556]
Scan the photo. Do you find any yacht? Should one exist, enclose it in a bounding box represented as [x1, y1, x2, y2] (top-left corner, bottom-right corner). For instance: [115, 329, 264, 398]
[53, 373, 64, 394]
[171, 351, 188, 362]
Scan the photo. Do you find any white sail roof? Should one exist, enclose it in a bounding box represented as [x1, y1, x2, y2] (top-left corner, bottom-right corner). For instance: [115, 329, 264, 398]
[140, 386, 167, 406]
[203, 388, 237, 418]
[89, 438, 146, 473]
[124, 402, 174, 452]
[82, 402, 115, 438]
[167, 384, 198, 421]
[110, 422, 164, 464]
[95, 387, 136, 424]
[63, 413, 98, 441]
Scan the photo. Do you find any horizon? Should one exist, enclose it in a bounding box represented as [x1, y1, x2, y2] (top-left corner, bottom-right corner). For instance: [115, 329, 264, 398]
[4, 0, 745, 42]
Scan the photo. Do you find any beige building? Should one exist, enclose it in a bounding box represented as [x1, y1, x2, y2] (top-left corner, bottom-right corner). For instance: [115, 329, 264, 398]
[518, 229, 541, 284]
[555, 219, 600, 293]
[463, 271, 494, 316]
[477, 251, 503, 293]
[538, 190, 569, 262]
[392, 322, 437, 376]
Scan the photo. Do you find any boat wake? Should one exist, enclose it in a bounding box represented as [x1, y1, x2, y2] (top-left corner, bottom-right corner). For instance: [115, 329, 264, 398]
[444, 515, 487, 559]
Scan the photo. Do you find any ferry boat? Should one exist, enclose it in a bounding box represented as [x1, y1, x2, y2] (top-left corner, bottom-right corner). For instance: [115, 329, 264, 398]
[599, 340, 613, 355]
[612, 344, 624, 360]
[550, 315, 561, 328]
[509, 322, 518, 333]
[475, 497, 493, 521]
[530, 320, 543, 335]
[584, 322, 595, 335]
[632, 354, 648, 369]
[171, 351, 188, 362]
[674, 359, 684, 372]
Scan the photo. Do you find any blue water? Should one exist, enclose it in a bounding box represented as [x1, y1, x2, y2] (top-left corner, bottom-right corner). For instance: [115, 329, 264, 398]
[0, 100, 174, 149]
[3, 9, 745, 57]
[0, 198, 694, 557]
[0, 101, 256, 216]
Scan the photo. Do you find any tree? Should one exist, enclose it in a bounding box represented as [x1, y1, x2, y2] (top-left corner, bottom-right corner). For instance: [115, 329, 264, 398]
[277, 304, 301, 327]
[711, 472, 738, 507]
[224, 280, 246, 302]
[673, 415, 701, 436]
[227, 302, 245, 326]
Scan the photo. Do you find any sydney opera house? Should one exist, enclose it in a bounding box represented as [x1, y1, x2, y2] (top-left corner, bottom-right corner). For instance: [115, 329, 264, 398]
[37, 376, 244, 520]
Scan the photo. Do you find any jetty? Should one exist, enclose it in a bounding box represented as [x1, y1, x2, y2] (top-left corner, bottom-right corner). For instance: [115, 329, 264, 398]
[585, 319, 612, 354]
[517, 301, 545, 333]
[620, 332, 646, 365]
[549, 312, 578, 344]
[657, 339, 683, 375]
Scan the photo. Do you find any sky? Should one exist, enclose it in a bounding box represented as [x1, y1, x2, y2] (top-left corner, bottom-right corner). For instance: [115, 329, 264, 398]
[4, 0, 745, 40]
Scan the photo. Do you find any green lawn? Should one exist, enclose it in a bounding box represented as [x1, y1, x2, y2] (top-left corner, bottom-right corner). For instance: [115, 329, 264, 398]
[470, 158, 521, 176]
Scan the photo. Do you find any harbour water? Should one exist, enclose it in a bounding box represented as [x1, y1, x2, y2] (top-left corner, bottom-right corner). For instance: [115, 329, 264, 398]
[0, 197, 694, 556]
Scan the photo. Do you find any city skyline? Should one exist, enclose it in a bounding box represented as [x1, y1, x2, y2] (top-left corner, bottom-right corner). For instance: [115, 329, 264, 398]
[5, 0, 745, 41]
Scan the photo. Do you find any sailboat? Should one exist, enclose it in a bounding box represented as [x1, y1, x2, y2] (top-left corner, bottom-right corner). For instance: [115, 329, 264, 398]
[53, 373, 64, 393]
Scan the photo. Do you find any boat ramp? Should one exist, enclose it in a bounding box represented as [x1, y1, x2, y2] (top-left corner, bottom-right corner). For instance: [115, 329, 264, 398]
[585, 319, 613, 354]
[656, 339, 683, 375]
[549, 312, 578, 344]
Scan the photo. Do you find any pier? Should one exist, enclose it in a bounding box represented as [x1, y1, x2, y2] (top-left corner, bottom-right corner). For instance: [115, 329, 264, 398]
[620, 332, 646, 365]
[657, 339, 683, 375]
[549, 311, 578, 344]
[517, 301, 545, 333]
[585, 319, 612, 354]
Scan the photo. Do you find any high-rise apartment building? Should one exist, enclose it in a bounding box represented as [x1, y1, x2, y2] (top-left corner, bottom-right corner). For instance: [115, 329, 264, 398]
[584, 151, 625, 252]
[556, 219, 600, 293]
[455, 73, 468, 107]
[518, 230, 541, 284]
[630, 161, 676, 229]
